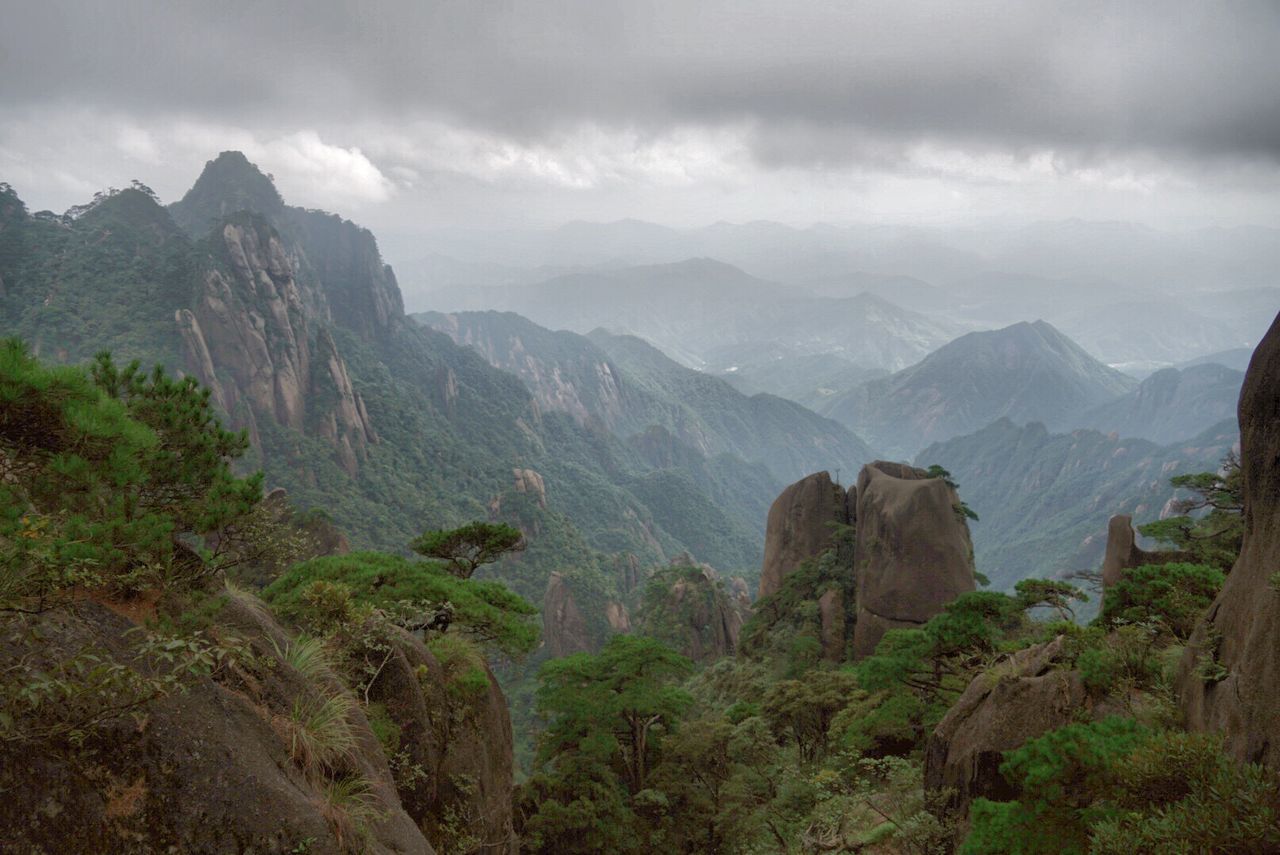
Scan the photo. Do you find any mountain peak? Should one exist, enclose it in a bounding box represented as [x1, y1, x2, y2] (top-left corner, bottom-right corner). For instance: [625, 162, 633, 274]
[169, 151, 285, 236]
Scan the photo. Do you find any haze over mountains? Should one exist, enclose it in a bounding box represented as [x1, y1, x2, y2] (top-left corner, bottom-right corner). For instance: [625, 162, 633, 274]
[2, 149, 1266, 605]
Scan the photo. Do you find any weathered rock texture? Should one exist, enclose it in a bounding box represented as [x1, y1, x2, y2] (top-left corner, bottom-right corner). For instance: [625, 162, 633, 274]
[543, 572, 592, 657]
[368, 628, 518, 854]
[759, 470, 852, 598]
[925, 636, 1085, 813]
[852, 461, 976, 658]
[1101, 513, 1191, 590]
[1178, 309, 1280, 769]
[177, 218, 375, 474]
[0, 597, 433, 855]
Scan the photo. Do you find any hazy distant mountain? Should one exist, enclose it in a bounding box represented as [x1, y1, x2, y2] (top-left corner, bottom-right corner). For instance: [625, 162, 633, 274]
[822, 320, 1137, 457]
[797, 272, 950, 312]
[716, 352, 888, 410]
[1073, 363, 1243, 445]
[415, 309, 875, 485]
[919, 418, 1238, 590]
[1176, 347, 1255, 373]
[397, 218, 1280, 299]
[1053, 299, 1254, 375]
[420, 258, 961, 372]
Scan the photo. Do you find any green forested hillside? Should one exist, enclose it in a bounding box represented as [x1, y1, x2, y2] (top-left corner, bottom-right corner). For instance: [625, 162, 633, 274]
[0, 155, 771, 630]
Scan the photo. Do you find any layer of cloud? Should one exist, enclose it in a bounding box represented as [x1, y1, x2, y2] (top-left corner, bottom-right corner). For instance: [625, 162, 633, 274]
[1, 2, 1278, 230]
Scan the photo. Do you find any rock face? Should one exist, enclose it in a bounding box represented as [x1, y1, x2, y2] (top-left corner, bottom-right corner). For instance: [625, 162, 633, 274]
[369, 628, 518, 854]
[1101, 514, 1192, 590]
[852, 461, 976, 658]
[543, 572, 592, 657]
[925, 636, 1085, 813]
[759, 471, 852, 598]
[177, 217, 376, 474]
[0, 597, 433, 855]
[1178, 309, 1280, 769]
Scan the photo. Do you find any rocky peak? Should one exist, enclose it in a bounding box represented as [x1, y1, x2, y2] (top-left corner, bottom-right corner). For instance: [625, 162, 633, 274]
[169, 151, 286, 237]
[176, 216, 375, 474]
[543, 572, 592, 658]
[637, 558, 747, 663]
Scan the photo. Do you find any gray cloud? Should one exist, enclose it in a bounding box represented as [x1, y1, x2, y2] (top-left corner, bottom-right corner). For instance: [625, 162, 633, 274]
[4, 1, 1279, 167]
[3, 1, 1280, 233]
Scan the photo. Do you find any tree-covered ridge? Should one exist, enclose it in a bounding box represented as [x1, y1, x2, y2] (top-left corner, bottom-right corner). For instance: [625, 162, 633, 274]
[0, 156, 780, 640]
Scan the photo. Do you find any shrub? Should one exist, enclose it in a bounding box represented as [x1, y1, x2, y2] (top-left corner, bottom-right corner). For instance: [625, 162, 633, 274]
[961, 717, 1152, 854]
[264, 552, 538, 657]
[1091, 732, 1280, 854]
[1102, 563, 1224, 640]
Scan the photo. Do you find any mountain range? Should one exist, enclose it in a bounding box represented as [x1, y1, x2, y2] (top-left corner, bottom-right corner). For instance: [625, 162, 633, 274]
[818, 320, 1138, 458]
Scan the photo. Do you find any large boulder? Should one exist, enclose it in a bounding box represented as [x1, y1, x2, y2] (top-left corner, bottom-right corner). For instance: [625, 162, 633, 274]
[758, 471, 852, 598]
[852, 461, 976, 658]
[0, 596, 432, 855]
[925, 636, 1085, 813]
[1178, 310, 1280, 769]
[1101, 513, 1191, 590]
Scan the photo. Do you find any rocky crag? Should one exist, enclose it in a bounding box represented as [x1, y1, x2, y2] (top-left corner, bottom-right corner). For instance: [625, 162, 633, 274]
[1178, 309, 1280, 769]
[852, 461, 977, 658]
[756, 463, 976, 659]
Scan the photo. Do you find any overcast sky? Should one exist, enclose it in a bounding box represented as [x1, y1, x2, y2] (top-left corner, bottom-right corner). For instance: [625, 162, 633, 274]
[3, 1, 1279, 237]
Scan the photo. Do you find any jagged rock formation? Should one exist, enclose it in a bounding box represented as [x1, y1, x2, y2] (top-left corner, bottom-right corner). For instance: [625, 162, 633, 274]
[543, 572, 592, 657]
[759, 471, 852, 598]
[418, 309, 876, 487]
[637, 556, 746, 663]
[176, 215, 376, 474]
[511, 468, 547, 509]
[1178, 310, 1280, 769]
[925, 636, 1084, 814]
[1101, 514, 1192, 590]
[852, 462, 976, 658]
[0, 597, 434, 854]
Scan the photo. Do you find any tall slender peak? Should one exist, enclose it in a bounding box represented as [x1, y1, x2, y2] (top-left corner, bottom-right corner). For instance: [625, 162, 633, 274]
[169, 151, 286, 237]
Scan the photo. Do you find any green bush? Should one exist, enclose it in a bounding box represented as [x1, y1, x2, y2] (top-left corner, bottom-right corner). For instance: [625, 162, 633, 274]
[264, 551, 538, 656]
[1102, 563, 1224, 640]
[962, 717, 1152, 854]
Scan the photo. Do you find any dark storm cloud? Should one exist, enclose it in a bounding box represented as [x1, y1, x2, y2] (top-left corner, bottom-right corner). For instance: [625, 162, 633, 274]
[4, 0, 1279, 170]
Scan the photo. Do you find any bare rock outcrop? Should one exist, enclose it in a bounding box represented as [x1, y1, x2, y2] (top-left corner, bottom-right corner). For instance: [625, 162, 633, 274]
[177, 219, 375, 474]
[543, 572, 592, 657]
[852, 461, 976, 658]
[1101, 513, 1192, 590]
[1178, 309, 1280, 769]
[511, 468, 547, 509]
[759, 471, 852, 598]
[925, 636, 1085, 813]
[0, 598, 432, 855]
